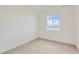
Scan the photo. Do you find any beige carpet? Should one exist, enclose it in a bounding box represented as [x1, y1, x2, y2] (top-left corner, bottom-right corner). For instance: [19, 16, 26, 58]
[3, 38, 79, 54]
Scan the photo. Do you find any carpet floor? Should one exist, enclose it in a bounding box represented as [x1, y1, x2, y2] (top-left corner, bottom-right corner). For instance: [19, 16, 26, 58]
[3, 38, 79, 54]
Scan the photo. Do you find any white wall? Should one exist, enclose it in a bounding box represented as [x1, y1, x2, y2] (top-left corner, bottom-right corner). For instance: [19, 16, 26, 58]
[75, 6, 79, 49]
[0, 6, 37, 53]
[36, 6, 76, 44]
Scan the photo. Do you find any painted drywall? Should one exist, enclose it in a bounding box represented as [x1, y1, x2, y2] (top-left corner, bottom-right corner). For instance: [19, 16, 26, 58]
[36, 6, 76, 44]
[75, 6, 79, 49]
[0, 6, 37, 53]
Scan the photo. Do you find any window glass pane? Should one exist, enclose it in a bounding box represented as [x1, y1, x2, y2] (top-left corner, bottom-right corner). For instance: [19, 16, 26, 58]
[47, 16, 60, 31]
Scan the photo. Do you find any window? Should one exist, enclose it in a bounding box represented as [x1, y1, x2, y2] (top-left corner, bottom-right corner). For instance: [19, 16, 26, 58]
[47, 16, 60, 31]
